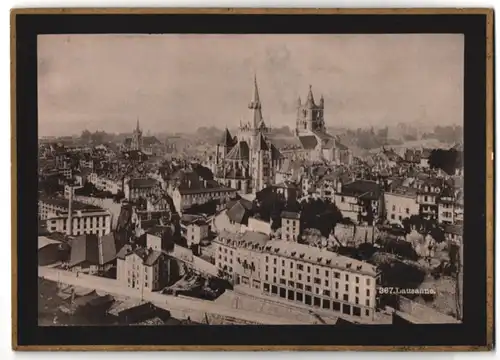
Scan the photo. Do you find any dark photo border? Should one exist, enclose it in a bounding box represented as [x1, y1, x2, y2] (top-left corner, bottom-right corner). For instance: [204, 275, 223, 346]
[11, 8, 495, 351]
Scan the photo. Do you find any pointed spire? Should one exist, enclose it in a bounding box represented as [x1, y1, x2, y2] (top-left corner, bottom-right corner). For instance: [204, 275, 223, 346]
[306, 85, 315, 107]
[297, 96, 302, 106]
[136, 117, 140, 132]
[219, 127, 234, 147]
[248, 74, 263, 129]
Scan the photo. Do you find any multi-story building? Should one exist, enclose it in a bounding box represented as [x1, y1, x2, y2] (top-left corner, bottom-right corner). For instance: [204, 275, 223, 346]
[334, 180, 382, 225]
[171, 184, 237, 214]
[45, 208, 112, 237]
[281, 211, 301, 241]
[186, 218, 210, 247]
[67, 233, 117, 274]
[384, 187, 419, 226]
[124, 178, 160, 202]
[214, 230, 378, 320]
[416, 178, 443, 220]
[116, 245, 172, 292]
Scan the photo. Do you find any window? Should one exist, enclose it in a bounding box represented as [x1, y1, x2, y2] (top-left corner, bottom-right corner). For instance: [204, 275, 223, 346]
[263, 283, 270, 292]
[298, 274, 302, 280]
[265, 275, 268, 281]
[355, 276, 359, 284]
[307, 266, 311, 273]
[365, 309, 370, 317]
[296, 283, 303, 290]
[314, 277, 321, 285]
[391, 214, 395, 220]
[366, 289, 370, 297]
[273, 276, 277, 283]
[266, 265, 269, 272]
[355, 297, 359, 304]
[297, 264, 304, 271]
[271, 285, 278, 294]
[282, 260, 285, 266]
[305, 285, 312, 292]
[353, 306, 361, 317]
[323, 290, 331, 296]
[305, 295, 312, 305]
[345, 284, 349, 292]
[281, 269, 285, 276]
[274, 258, 277, 265]
[392, 205, 396, 211]
[355, 287, 359, 294]
[314, 297, 321, 307]
[279, 288, 286, 298]
[366, 299, 370, 307]
[367, 278, 371, 286]
[287, 290, 295, 300]
[345, 274, 349, 281]
[342, 304, 351, 315]
[325, 280, 329, 287]
[266, 256, 269, 262]
[274, 268, 277, 274]
[316, 268, 319, 275]
[280, 279, 286, 285]
[296, 292, 303, 302]
[307, 276, 311, 282]
[288, 280, 294, 287]
[325, 270, 329, 277]
[290, 262, 294, 269]
[335, 282, 339, 289]
[406, 208, 410, 214]
[343, 294, 349, 301]
[333, 301, 341, 311]
[315, 288, 320, 294]
[334, 272, 340, 279]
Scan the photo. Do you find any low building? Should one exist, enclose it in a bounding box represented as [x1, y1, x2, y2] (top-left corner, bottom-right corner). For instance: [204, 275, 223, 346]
[171, 184, 237, 214]
[38, 196, 102, 220]
[281, 211, 301, 241]
[67, 233, 117, 274]
[186, 219, 210, 247]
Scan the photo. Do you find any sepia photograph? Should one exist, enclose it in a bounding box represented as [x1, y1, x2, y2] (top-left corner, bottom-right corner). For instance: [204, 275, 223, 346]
[37, 33, 465, 327]
[11, 8, 493, 351]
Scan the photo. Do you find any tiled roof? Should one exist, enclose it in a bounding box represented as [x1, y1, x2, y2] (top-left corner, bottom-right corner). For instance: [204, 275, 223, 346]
[340, 180, 381, 200]
[270, 143, 283, 161]
[254, 133, 269, 151]
[226, 141, 250, 161]
[264, 240, 377, 277]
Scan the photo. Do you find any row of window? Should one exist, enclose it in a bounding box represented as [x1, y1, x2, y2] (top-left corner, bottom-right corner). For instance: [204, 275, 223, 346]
[263, 283, 371, 317]
[265, 275, 371, 301]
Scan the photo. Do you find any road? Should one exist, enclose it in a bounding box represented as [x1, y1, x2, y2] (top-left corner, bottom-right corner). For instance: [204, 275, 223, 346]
[38, 267, 308, 325]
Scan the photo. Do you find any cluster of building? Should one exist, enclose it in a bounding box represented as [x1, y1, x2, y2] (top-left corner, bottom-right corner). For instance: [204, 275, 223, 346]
[38, 75, 464, 324]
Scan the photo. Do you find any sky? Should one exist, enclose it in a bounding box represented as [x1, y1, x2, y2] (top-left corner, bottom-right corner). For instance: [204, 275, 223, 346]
[38, 34, 464, 136]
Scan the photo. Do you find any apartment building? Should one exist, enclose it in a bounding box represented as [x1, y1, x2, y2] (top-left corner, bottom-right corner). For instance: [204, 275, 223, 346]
[384, 187, 419, 226]
[281, 211, 301, 241]
[46, 209, 112, 237]
[214, 230, 378, 320]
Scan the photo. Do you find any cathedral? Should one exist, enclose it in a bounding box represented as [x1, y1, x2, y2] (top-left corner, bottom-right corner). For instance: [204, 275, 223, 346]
[214, 76, 284, 194]
[293, 86, 352, 165]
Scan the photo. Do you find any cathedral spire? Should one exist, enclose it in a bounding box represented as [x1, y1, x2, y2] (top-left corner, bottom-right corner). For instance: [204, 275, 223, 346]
[136, 118, 141, 132]
[306, 85, 315, 107]
[248, 74, 263, 129]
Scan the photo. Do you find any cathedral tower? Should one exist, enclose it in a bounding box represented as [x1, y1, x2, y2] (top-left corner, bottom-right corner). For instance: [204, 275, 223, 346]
[295, 85, 326, 136]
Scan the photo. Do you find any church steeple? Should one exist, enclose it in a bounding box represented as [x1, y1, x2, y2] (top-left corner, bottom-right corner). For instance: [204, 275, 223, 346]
[248, 74, 263, 129]
[136, 118, 141, 133]
[306, 85, 315, 107]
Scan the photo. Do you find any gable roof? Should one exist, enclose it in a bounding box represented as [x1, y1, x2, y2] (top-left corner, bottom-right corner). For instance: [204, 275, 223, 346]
[298, 136, 318, 150]
[219, 128, 235, 147]
[226, 201, 250, 225]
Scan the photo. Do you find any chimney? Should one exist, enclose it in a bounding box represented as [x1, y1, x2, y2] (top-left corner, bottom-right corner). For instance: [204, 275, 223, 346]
[67, 186, 73, 236]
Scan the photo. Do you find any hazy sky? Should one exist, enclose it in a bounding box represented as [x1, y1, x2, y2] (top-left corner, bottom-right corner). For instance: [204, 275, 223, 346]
[38, 34, 464, 136]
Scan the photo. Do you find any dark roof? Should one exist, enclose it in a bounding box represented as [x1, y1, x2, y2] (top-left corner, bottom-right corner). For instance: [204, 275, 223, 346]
[143, 136, 162, 147]
[129, 178, 159, 189]
[226, 141, 250, 161]
[38, 196, 102, 211]
[298, 136, 318, 150]
[226, 201, 250, 225]
[241, 231, 270, 245]
[219, 128, 236, 147]
[144, 250, 163, 266]
[444, 224, 463, 236]
[340, 180, 381, 200]
[69, 233, 117, 267]
[281, 211, 300, 220]
[270, 143, 283, 160]
[69, 234, 99, 267]
[254, 133, 269, 151]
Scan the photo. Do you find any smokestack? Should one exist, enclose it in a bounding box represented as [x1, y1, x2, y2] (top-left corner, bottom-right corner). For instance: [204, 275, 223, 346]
[67, 186, 73, 236]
